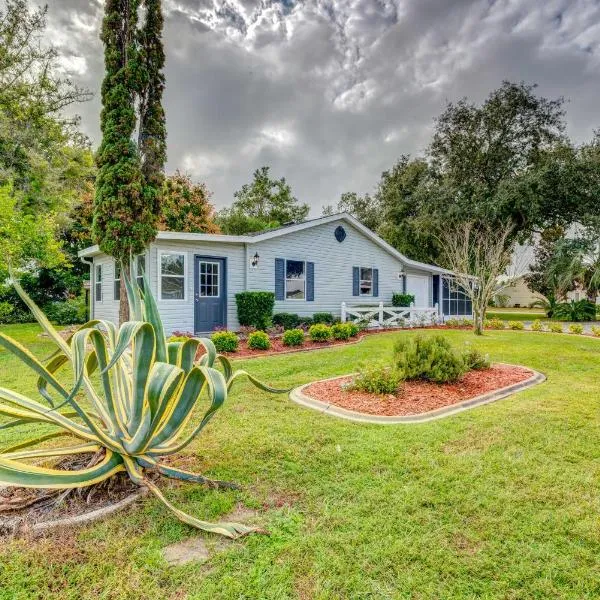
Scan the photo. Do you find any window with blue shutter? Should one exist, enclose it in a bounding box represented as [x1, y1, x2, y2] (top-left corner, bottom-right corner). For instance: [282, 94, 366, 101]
[275, 259, 285, 301]
[353, 267, 360, 296]
[307, 262, 315, 301]
[373, 268, 379, 297]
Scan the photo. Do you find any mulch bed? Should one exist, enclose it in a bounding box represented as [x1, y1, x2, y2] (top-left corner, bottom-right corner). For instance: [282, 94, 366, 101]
[303, 364, 534, 416]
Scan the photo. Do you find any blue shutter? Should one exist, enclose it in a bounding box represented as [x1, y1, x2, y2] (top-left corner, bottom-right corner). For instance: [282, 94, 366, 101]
[307, 262, 315, 301]
[352, 267, 360, 296]
[275, 259, 285, 301]
[373, 268, 379, 297]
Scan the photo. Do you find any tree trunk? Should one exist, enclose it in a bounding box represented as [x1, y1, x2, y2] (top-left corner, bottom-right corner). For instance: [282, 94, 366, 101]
[473, 307, 484, 336]
[119, 263, 130, 325]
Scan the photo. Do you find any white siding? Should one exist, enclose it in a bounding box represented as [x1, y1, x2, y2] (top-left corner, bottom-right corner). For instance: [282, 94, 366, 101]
[92, 255, 119, 324]
[247, 221, 433, 318]
[147, 240, 246, 335]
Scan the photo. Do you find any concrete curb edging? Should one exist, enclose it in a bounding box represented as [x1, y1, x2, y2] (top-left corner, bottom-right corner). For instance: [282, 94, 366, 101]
[289, 364, 546, 424]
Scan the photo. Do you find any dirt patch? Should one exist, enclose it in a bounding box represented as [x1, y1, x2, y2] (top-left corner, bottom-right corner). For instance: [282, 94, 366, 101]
[303, 364, 534, 417]
[0, 454, 146, 538]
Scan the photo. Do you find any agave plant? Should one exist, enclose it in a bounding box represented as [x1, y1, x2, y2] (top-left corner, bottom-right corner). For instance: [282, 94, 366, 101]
[0, 270, 286, 538]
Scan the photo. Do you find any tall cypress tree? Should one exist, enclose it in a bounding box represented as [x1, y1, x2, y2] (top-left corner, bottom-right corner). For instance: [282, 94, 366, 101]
[94, 0, 166, 322]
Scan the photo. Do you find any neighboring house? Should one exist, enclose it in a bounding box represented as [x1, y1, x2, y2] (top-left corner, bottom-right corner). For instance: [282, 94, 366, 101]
[79, 213, 472, 334]
[497, 275, 544, 308]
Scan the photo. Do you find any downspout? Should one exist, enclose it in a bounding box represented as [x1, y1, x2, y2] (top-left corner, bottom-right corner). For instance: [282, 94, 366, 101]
[80, 256, 94, 320]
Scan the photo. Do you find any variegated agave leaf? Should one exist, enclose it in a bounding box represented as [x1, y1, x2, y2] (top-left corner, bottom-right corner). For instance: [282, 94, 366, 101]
[0, 267, 288, 539]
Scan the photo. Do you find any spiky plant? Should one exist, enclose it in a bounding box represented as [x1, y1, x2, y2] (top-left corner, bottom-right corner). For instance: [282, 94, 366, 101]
[0, 272, 286, 538]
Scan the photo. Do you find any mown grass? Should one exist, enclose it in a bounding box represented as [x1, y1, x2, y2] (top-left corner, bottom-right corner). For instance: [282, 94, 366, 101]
[1, 324, 600, 599]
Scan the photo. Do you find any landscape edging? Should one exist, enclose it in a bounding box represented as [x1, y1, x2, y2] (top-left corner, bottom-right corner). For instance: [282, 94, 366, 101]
[289, 364, 546, 424]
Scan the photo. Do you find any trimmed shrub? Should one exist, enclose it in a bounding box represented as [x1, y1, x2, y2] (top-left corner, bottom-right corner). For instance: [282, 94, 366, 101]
[331, 323, 352, 341]
[484, 317, 505, 330]
[508, 321, 524, 330]
[446, 318, 473, 328]
[235, 291, 275, 330]
[569, 323, 584, 335]
[309, 324, 332, 342]
[394, 335, 466, 383]
[349, 365, 403, 395]
[312, 312, 336, 325]
[272, 313, 301, 330]
[462, 347, 490, 370]
[592, 325, 600, 337]
[392, 293, 415, 307]
[282, 328, 304, 347]
[0, 301, 14, 324]
[247, 330, 271, 350]
[549, 322, 563, 334]
[211, 331, 239, 353]
[530, 319, 543, 332]
[346, 322, 360, 337]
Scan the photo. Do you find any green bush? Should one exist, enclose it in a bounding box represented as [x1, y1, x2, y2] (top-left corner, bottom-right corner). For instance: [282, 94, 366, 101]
[394, 335, 466, 383]
[247, 330, 271, 350]
[312, 312, 336, 325]
[462, 347, 490, 370]
[569, 323, 584, 335]
[530, 319, 543, 332]
[484, 317, 505, 330]
[235, 291, 275, 330]
[309, 324, 332, 342]
[211, 331, 239, 353]
[0, 301, 14, 323]
[349, 365, 403, 395]
[346, 322, 360, 337]
[46, 297, 88, 325]
[553, 300, 596, 322]
[272, 313, 301, 330]
[0, 300, 33, 324]
[392, 293, 415, 307]
[592, 325, 600, 337]
[549, 322, 563, 333]
[331, 323, 352, 341]
[282, 328, 304, 347]
[445, 318, 473, 328]
[508, 321, 524, 330]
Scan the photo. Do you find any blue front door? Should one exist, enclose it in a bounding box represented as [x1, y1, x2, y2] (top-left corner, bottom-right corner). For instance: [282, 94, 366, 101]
[194, 256, 227, 333]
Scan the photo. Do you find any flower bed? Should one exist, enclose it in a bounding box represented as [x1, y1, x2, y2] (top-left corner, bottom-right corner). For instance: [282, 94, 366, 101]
[302, 364, 534, 417]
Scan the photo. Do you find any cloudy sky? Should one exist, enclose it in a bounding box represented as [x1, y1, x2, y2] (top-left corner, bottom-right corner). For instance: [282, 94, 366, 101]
[47, 0, 600, 214]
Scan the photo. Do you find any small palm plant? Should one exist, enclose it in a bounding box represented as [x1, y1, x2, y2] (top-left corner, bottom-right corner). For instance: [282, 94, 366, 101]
[0, 271, 286, 538]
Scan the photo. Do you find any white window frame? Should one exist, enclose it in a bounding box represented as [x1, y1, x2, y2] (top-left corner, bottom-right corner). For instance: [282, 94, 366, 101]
[114, 262, 121, 301]
[158, 251, 187, 301]
[359, 266, 374, 297]
[135, 254, 146, 290]
[285, 259, 306, 301]
[95, 264, 103, 303]
[198, 260, 221, 298]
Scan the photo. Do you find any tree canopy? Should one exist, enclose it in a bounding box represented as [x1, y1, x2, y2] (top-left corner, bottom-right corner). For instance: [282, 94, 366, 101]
[217, 166, 309, 235]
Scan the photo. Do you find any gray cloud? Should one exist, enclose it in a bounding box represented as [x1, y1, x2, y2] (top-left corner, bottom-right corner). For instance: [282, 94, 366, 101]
[46, 0, 600, 212]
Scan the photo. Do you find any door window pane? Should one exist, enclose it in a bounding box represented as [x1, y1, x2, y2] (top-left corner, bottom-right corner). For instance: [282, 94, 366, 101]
[199, 262, 220, 297]
[114, 263, 121, 301]
[286, 260, 305, 300]
[136, 255, 146, 291]
[95, 265, 103, 302]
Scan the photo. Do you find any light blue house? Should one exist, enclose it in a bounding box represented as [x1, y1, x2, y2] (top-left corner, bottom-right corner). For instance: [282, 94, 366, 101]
[79, 213, 472, 334]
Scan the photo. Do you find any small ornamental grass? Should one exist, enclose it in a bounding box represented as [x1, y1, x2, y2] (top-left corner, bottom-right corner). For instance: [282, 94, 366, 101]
[484, 318, 505, 330]
[309, 324, 332, 342]
[549, 322, 564, 333]
[591, 325, 600, 337]
[462, 346, 491, 370]
[394, 335, 467, 384]
[211, 330, 239, 353]
[247, 331, 271, 350]
[348, 365, 403, 395]
[530, 319, 544, 332]
[331, 323, 352, 341]
[569, 323, 584, 335]
[0, 271, 287, 538]
[282, 329, 304, 347]
[508, 321, 525, 330]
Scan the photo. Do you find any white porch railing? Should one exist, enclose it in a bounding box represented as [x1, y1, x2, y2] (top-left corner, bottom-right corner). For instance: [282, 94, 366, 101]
[341, 302, 440, 329]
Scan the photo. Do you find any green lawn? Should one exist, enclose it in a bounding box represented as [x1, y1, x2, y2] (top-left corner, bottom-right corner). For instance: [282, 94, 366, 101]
[1, 324, 600, 599]
[487, 309, 545, 322]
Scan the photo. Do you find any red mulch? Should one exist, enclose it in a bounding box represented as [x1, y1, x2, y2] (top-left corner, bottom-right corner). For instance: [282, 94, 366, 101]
[303, 364, 534, 416]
